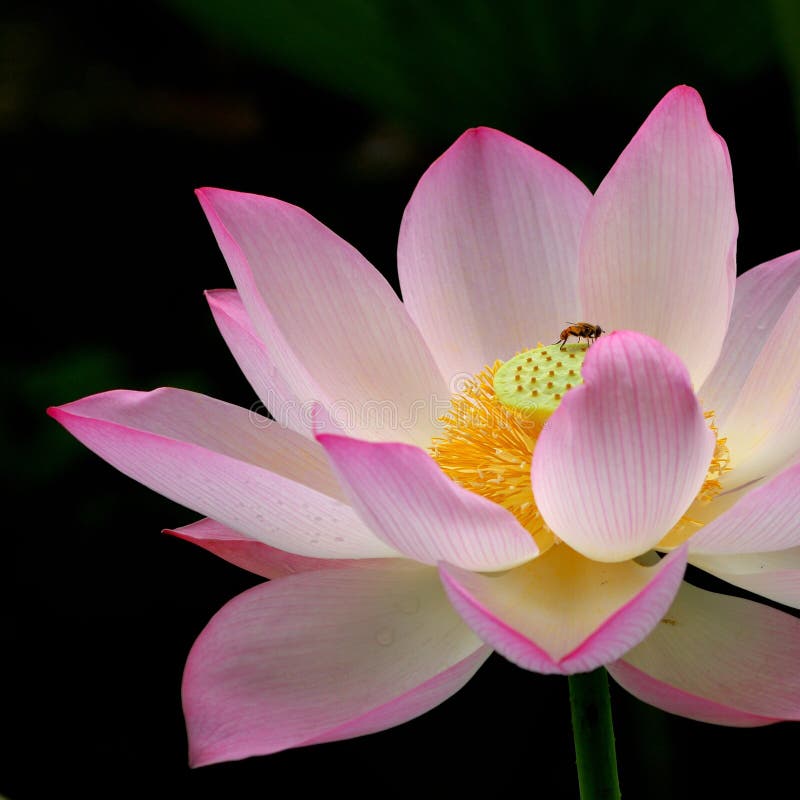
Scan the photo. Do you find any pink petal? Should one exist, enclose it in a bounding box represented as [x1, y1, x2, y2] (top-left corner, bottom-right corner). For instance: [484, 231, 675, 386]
[49, 389, 395, 558]
[439, 544, 687, 675]
[531, 331, 715, 562]
[580, 85, 738, 389]
[197, 188, 447, 446]
[688, 462, 800, 554]
[698, 250, 800, 431]
[316, 427, 539, 571]
[182, 561, 488, 765]
[690, 548, 800, 609]
[608, 581, 800, 722]
[607, 661, 778, 727]
[397, 127, 591, 379]
[206, 289, 310, 437]
[166, 518, 389, 579]
[305, 645, 489, 746]
[713, 273, 800, 488]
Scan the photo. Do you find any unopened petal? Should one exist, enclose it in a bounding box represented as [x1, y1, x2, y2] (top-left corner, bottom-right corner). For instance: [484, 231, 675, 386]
[531, 331, 715, 561]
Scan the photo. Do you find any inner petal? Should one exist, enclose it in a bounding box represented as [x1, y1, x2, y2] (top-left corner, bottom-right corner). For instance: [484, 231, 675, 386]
[431, 341, 731, 555]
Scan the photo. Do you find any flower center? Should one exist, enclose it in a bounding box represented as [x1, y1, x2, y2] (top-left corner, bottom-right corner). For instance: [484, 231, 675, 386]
[431, 343, 587, 552]
[493, 343, 586, 423]
[430, 343, 731, 554]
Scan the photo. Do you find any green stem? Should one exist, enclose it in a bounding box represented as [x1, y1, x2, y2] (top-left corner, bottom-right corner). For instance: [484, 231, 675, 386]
[568, 668, 621, 800]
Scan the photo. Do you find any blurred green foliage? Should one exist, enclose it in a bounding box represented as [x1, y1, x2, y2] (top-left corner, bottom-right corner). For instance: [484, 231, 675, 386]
[166, 0, 796, 136]
[771, 0, 800, 124]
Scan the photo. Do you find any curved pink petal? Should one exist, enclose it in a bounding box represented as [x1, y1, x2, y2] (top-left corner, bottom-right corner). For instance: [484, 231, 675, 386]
[398, 127, 592, 379]
[580, 86, 738, 389]
[197, 188, 447, 446]
[607, 661, 778, 727]
[439, 544, 687, 675]
[305, 645, 489, 746]
[698, 250, 800, 430]
[183, 561, 488, 765]
[714, 277, 800, 488]
[166, 518, 391, 579]
[48, 389, 395, 559]
[690, 548, 800, 609]
[688, 462, 800, 554]
[206, 289, 310, 437]
[609, 581, 800, 722]
[316, 427, 539, 571]
[531, 331, 715, 562]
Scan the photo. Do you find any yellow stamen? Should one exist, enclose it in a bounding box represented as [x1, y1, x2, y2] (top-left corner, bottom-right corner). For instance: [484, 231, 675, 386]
[430, 360, 555, 551]
[659, 410, 731, 548]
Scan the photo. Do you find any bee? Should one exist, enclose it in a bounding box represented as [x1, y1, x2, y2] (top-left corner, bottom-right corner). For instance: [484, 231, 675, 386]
[555, 322, 605, 350]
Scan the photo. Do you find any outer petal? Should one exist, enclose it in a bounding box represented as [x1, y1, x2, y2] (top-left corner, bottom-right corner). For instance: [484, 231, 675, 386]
[48, 389, 395, 559]
[608, 582, 800, 723]
[398, 127, 592, 379]
[206, 289, 309, 437]
[607, 661, 777, 727]
[712, 278, 800, 488]
[690, 548, 800, 609]
[698, 250, 800, 429]
[688, 462, 800, 554]
[531, 331, 715, 562]
[580, 86, 738, 389]
[166, 518, 391, 579]
[439, 544, 687, 675]
[183, 561, 489, 765]
[197, 188, 447, 446]
[316, 427, 539, 571]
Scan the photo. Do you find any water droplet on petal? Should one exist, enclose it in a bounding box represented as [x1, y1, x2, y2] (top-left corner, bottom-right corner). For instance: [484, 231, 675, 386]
[376, 627, 394, 646]
[397, 596, 420, 615]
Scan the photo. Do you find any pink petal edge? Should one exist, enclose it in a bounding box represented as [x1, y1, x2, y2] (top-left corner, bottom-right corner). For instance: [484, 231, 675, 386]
[688, 462, 800, 554]
[607, 660, 779, 727]
[166, 518, 393, 579]
[611, 581, 800, 721]
[48, 389, 395, 559]
[183, 562, 486, 765]
[315, 420, 538, 571]
[439, 545, 688, 675]
[206, 288, 311, 437]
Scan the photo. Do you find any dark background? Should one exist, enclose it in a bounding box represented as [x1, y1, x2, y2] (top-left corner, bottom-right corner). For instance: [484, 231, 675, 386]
[4, 1, 800, 797]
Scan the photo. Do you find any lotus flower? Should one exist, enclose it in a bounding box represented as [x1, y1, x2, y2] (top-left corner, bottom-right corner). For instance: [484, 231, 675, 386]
[49, 85, 800, 766]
